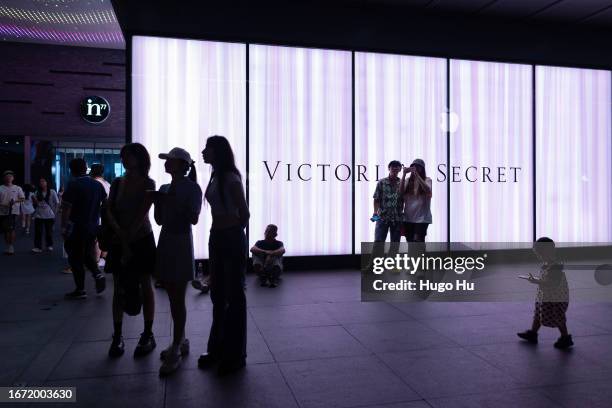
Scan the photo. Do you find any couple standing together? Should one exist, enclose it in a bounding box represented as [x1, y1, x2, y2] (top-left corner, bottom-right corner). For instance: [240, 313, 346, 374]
[100, 135, 248, 377]
[373, 159, 433, 243]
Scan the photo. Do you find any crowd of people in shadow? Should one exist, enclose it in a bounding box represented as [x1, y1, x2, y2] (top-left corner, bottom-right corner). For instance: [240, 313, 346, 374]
[0, 141, 575, 380]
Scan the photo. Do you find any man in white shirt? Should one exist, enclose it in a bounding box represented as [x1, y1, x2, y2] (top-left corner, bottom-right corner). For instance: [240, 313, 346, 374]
[0, 170, 25, 255]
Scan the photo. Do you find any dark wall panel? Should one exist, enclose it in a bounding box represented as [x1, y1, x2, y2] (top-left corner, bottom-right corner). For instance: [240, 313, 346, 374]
[0, 42, 125, 142]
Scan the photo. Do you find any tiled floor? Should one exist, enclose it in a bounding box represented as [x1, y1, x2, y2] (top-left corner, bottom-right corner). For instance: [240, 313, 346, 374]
[2, 236, 612, 408]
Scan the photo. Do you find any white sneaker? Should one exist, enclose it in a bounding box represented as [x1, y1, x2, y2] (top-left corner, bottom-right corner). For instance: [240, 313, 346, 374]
[47, 246, 54, 251]
[160, 338, 189, 360]
[32, 248, 43, 253]
[4, 245, 15, 255]
[159, 344, 182, 376]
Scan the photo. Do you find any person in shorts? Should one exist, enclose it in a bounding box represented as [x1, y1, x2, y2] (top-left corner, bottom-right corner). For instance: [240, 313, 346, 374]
[0, 170, 25, 255]
[250, 224, 285, 288]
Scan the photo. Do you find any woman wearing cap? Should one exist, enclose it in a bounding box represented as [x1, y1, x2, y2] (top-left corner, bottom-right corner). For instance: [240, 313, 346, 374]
[153, 147, 202, 376]
[400, 159, 432, 242]
[198, 135, 250, 376]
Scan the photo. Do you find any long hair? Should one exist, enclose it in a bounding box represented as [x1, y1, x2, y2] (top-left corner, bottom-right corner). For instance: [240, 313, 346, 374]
[23, 183, 35, 200]
[204, 135, 241, 208]
[36, 177, 50, 204]
[406, 164, 428, 196]
[120, 143, 151, 178]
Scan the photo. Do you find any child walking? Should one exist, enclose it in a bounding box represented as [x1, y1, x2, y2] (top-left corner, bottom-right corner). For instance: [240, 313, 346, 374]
[517, 237, 573, 349]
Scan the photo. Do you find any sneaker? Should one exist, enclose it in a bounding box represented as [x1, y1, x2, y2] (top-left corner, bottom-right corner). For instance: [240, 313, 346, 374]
[47, 246, 54, 251]
[95, 274, 106, 294]
[134, 332, 157, 357]
[191, 279, 210, 294]
[160, 338, 189, 360]
[108, 335, 125, 357]
[159, 345, 182, 376]
[31, 248, 43, 253]
[4, 245, 15, 255]
[259, 277, 269, 287]
[554, 335, 574, 349]
[62, 267, 72, 274]
[269, 279, 279, 288]
[217, 358, 246, 376]
[517, 329, 538, 344]
[197, 352, 218, 369]
[64, 289, 87, 300]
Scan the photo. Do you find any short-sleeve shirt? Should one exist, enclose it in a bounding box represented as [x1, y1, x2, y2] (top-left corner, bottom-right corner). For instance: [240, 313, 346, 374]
[62, 176, 107, 235]
[373, 177, 403, 223]
[205, 172, 243, 217]
[255, 239, 284, 252]
[157, 177, 203, 234]
[0, 184, 25, 215]
[109, 176, 156, 239]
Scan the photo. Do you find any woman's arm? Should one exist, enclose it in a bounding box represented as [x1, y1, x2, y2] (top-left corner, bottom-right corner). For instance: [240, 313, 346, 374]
[399, 167, 409, 196]
[153, 187, 165, 226]
[229, 180, 249, 228]
[185, 184, 203, 225]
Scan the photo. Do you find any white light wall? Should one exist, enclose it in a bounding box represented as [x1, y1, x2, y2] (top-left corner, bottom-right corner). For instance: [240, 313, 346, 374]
[249, 44, 353, 255]
[536, 66, 612, 242]
[450, 60, 533, 242]
[132, 36, 246, 258]
[354, 52, 448, 250]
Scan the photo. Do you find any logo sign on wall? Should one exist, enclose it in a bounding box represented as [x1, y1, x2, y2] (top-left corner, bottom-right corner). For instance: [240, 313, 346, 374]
[81, 96, 110, 124]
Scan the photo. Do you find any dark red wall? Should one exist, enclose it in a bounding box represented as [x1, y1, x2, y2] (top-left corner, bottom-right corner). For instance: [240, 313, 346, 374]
[0, 42, 125, 142]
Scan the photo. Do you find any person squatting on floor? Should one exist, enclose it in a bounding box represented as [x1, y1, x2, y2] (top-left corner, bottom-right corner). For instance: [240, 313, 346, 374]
[251, 224, 285, 288]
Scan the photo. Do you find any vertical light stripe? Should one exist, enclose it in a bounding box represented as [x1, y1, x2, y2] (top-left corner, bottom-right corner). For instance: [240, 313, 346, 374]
[450, 60, 533, 242]
[132, 36, 246, 259]
[248, 45, 353, 256]
[536, 66, 612, 243]
[354, 52, 448, 251]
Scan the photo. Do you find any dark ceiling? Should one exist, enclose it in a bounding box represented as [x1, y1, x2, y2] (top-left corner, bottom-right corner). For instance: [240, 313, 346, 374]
[353, 0, 612, 26]
[111, 0, 612, 69]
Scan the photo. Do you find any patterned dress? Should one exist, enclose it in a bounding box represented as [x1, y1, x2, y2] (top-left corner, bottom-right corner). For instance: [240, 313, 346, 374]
[534, 262, 569, 327]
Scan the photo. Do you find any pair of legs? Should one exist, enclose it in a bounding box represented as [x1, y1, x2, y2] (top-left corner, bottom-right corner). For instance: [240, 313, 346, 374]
[253, 256, 282, 286]
[530, 316, 569, 337]
[1, 215, 16, 250]
[34, 218, 54, 249]
[206, 227, 247, 367]
[112, 273, 156, 333]
[21, 213, 32, 231]
[403, 222, 429, 243]
[64, 231, 103, 292]
[164, 281, 188, 347]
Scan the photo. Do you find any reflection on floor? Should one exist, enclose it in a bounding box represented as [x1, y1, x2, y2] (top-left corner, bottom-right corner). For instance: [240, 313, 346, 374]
[2, 237, 612, 408]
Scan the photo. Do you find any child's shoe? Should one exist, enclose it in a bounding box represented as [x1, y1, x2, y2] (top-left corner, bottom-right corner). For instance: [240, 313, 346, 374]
[554, 335, 574, 349]
[517, 329, 538, 344]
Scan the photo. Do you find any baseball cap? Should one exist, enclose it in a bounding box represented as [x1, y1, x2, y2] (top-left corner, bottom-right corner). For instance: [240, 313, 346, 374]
[158, 147, 194, 164]
[411, 159, 425, 168]
[2, 170, 15, 177]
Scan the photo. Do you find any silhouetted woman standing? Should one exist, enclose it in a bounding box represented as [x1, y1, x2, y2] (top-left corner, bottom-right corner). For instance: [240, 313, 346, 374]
[154, 147, 202, 376]
[198, 135, 250, 376]
[105, 143, 157, 358]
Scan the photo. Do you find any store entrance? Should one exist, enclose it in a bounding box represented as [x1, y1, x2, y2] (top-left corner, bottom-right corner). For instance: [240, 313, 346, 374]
[50, 142, 124, 191]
